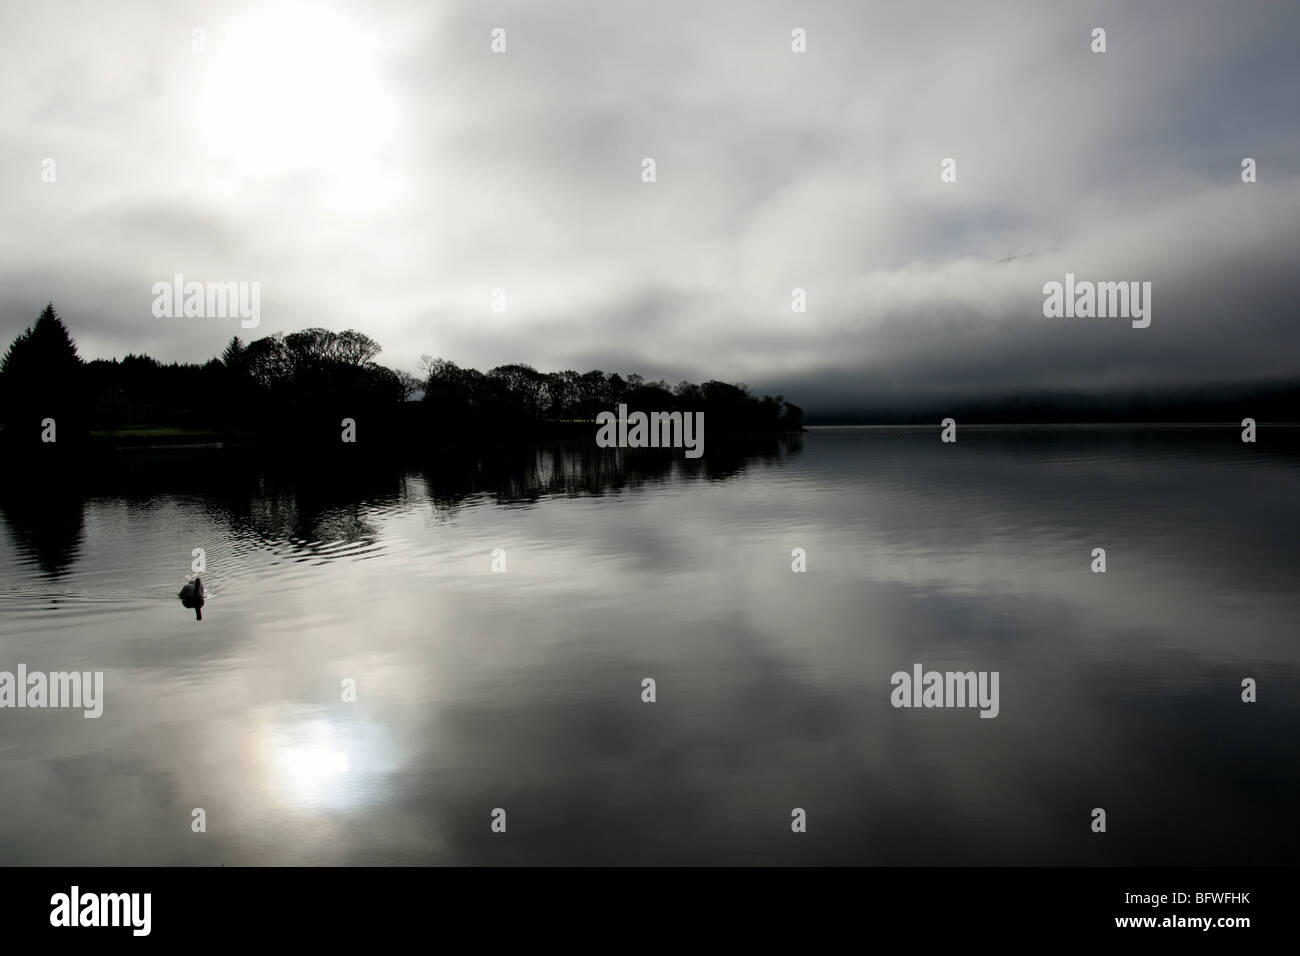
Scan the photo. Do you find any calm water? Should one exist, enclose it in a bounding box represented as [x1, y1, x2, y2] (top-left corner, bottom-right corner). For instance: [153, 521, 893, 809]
[1, 427, 1296, 865]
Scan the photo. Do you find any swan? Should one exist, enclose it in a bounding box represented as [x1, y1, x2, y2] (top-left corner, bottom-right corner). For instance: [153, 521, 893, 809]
[178, 577, 205, 621]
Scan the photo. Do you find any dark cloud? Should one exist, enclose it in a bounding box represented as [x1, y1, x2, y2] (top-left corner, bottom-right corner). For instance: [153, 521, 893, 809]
[1, 0, 1297, 415]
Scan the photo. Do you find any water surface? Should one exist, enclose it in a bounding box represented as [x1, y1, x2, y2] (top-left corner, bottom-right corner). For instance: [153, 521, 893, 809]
[1, 427, 1296, 865]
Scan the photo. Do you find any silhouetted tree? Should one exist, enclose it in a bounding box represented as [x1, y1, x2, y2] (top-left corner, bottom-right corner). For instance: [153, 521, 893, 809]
[243, 334, 292, 391]
[395, 370, 422, 401]
[220, 336, 246, 370]
[4, 307, 804, 452]
[0, 303, 85, 444]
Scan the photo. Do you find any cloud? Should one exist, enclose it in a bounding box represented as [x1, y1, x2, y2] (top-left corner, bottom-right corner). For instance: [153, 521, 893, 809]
[1, 0, 1297, 414]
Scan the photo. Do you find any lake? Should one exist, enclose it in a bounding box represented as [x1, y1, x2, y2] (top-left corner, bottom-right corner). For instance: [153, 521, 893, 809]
[1, 426, 1296, 865]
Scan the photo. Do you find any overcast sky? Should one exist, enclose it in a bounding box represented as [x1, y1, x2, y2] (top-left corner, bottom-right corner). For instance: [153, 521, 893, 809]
[2, 0, 1297, 415]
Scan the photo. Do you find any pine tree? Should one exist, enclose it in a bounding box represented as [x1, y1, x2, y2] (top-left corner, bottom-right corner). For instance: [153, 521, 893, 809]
[221, 335, 247, 370]
[31, 303, 81, 364]
[0, 303, 85, 441]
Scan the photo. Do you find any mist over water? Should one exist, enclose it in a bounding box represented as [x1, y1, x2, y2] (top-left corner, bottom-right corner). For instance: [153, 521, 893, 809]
[0, 427, 1295, 865]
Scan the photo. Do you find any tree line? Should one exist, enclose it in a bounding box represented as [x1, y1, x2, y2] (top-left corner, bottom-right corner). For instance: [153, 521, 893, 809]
[0, 304, 802, 448]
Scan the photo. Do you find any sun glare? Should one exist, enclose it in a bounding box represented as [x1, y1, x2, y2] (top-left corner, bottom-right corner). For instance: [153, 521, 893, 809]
[198, 3, 397, 182]
[261, 715, 391, 811]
